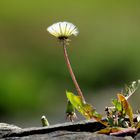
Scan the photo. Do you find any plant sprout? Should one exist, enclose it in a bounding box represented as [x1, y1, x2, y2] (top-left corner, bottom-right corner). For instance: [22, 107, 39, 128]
[41, 115, 50, 127]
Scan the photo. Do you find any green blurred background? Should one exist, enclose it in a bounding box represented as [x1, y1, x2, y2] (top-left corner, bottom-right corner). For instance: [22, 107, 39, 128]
[0, 0, 140, 127]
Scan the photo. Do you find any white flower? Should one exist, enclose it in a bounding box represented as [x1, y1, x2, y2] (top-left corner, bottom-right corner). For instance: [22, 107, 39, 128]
[47, 21, 79, 39]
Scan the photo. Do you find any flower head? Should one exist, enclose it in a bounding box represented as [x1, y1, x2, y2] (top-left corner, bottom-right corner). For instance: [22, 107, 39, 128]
[47, 21, 79, 40]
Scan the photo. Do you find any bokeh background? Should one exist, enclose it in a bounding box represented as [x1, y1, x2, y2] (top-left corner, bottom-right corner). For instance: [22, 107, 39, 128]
[0, 0, 140, 127]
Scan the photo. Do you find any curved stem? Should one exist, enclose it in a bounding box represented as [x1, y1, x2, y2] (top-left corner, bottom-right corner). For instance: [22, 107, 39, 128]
[62, 41, 85, 102]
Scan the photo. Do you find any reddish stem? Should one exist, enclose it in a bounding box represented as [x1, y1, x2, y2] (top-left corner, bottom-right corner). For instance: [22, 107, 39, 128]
[62, 41, 85, 102]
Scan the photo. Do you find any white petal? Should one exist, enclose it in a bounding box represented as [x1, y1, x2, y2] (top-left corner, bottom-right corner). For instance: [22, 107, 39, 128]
[52, 23, 61, 36]
[47, 26, 58, 37]
[47, 21, 79, 38]
[65, 22, 73, 36]
[60, 22, 67, 36]
[72, 28, 79, 36]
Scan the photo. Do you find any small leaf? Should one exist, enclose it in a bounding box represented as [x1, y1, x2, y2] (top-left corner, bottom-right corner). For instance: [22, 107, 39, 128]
[66, 100, 75, 115]
[123, 80, 140, 100]
[66, 91, 95, 119]
[66, 100, 77, 122]
[66, 91, 108, 126]
[107, 118, 115, 126]
[117, 94, 133, 126]
[112, 99, 122, 112]
[66, 91, 85, 115]
[41, 116, 49, 127]
[97, 127, 122, 134]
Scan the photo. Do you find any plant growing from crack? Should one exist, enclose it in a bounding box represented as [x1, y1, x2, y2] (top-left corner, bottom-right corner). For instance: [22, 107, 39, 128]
[47, 21, 103, 123]
[47, 21, 140, 135]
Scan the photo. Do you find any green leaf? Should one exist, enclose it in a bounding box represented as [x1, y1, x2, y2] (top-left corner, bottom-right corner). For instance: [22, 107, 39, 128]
[66, 101, 77, 122]
[66, 91, 93, 119]
[66, 100, 75, 114]
[66, 91, 108, 126]
[107, 117, 115, 126]
[112, 99, 122, 112]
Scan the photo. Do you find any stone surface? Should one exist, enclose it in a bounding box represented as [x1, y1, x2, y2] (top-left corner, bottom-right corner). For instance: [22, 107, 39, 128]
[134, 133, 140, 140]
[0, 123, 21, 139]
[0, 120, 137, 140]
[4, 131, 133, 140]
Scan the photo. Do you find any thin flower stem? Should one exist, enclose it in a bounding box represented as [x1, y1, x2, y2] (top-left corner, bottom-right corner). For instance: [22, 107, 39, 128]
[62, 40, 85, 102]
